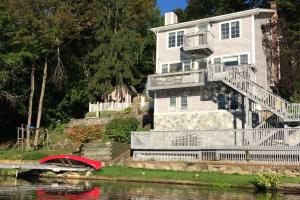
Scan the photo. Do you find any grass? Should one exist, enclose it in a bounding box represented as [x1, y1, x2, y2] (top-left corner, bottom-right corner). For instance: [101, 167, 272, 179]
[85, 111, 125, 118]
[92, 166, 300, 188]
[92, 166, 256, 188]
[0, 149, 74, 160]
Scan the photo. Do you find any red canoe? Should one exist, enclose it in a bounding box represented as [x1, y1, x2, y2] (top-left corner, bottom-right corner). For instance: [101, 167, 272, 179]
[39, 154, 102, 170]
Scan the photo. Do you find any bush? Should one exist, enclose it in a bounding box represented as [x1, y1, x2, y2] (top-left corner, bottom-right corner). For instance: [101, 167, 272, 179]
[123, 107, 132, 114]
[105, 117, 139, 143]
[255, 173, 281, 191]
[65, 124, 104, 143]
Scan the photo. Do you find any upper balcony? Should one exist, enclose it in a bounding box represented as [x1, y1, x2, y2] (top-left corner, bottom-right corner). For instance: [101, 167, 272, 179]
[183, 32, 213, 56]
[147, 70, 205, 91]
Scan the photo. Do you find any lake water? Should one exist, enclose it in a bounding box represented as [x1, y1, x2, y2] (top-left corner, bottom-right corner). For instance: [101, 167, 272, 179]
[0, 177, 299, 200]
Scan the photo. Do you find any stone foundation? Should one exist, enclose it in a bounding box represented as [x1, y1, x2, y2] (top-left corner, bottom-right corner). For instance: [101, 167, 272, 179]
[126, 160, 300, 177]
[154, 111, 242, 131]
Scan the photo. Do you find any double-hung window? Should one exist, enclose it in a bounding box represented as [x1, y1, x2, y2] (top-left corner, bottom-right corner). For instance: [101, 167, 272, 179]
[231, 21, 240, 38]
[181, 96, 188, 111]
[177, 31, 184, 46]
[169, 96, 176, 112]
[168, 30, 185, 48]
[221, 23, 230, 40]
[168, 32, 176, 48]
[220, 20, 240, 40]
[240, 54, 248, 65]
[162, 64, 168, 73]
[183, 62, 191, 71]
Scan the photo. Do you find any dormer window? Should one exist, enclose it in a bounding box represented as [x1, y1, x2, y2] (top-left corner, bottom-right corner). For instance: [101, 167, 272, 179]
[168, 30, 184, 48]
[220, 20, 240, 40]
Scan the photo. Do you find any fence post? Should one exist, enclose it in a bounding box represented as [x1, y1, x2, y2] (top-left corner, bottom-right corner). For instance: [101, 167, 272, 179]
[100, 102, 103, 112]
[111, 101, 114, 110]
[96, 101, 100, 118]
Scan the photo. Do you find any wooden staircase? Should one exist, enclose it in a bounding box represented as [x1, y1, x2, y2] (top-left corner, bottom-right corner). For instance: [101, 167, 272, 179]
[208, 64, 300, 122]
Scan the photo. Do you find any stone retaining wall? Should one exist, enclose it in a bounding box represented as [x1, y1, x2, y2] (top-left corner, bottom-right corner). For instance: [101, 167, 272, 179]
[154, 111, 242, 131]
[126, 160, 300, 177]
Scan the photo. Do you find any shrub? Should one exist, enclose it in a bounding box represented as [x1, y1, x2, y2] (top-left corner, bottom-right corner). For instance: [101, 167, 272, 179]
[123, 107, 132, 114]
[105, 117, 139, 143]
[255, 172, 281, 191]
[65, 124, 104, 143]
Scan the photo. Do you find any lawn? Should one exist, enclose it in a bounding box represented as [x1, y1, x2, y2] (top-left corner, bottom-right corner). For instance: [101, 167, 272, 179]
[0, 149, 74, 160]
[92, 166, 300, 188]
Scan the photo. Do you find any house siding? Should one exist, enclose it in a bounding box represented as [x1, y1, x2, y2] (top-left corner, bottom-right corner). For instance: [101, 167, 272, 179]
[255, 13, 272, 89]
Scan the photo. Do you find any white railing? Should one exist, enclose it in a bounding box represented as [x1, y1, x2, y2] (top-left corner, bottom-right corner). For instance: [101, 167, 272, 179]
[133, 150, 300, 164]
[89, 102, 131, 112]
[147, 70, 205, 91]
[183, 32, 213, 52]
[131, 128, 300, 150]
[208, 64, 300, 122]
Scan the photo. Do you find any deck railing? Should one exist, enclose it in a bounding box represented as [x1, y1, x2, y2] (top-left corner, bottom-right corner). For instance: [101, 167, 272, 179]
[183, 32, 213, 53]
[147, 70, 205, 91]
[208, 64, 300, 122]
[132, 128, 300, 150]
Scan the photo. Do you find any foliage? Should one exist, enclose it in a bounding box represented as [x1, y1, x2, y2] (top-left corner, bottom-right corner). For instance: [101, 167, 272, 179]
[254, 173, 282, 190]
[123, 107, 132, 114]
[105, 117, 139, 143]
[65, 124, 104, 143]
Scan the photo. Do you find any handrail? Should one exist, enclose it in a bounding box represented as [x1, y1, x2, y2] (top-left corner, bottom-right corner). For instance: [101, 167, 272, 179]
[208, 64, 300, 121]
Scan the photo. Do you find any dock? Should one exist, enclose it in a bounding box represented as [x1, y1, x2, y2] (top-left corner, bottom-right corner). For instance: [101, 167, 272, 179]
[0, 163, 91, 172]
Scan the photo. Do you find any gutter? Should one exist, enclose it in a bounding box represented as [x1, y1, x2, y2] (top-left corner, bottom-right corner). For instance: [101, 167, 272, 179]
[150, 8, 275, 33]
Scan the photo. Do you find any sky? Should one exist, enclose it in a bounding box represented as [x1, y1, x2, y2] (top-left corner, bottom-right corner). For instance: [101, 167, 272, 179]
[157, 0, 188, 14]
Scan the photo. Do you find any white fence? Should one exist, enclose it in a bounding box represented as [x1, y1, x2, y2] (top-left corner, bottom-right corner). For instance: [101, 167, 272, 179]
[89, 102, 131, 112]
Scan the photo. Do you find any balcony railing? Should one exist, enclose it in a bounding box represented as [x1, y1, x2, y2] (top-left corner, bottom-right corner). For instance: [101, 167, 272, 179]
[147, 70, 205, 91]
[183, 32, 213, 55]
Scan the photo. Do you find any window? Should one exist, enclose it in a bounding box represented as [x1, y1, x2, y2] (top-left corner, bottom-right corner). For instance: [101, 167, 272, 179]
[223, 56, 238, 66]
[168, 31, 185, 48]
[221, 23, 230, 40]
[230, 93, 239, 110]
[168, 32, 176, 48]
[198, 59, 207, 69]
[162, 64, 168, 73]
[231, 21, 240, 38]
[181, 96, 188, 110]
[183, 62, 191, 71]
[221, 20, 240, 40]
[177, 31, 184, 46]
[170, 63, 182, 73]
[169, 97, 176, 112]
[217, 94, 226, 110]
[214, 58, 221, 64]
[240, 54, 248, 65]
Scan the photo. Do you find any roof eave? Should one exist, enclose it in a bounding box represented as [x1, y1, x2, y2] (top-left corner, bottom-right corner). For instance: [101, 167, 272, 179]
[151, 8, 275, 33]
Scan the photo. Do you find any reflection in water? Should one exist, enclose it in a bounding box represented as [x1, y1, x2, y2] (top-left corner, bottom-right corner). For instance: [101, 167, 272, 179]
[0, 177, 299, 200]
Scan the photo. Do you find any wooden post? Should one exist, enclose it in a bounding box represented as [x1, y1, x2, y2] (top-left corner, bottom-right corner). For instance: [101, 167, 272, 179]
[89, 102, 91, 112]
[100, 102, 103, 111]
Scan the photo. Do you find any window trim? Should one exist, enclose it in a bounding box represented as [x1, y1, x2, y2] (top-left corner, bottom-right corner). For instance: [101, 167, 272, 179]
[160, 60, 193, 74]
[219, 19, 242, 40]
[180, 95, 188, 111]
[167, 29, 186, 49]
[211, 52, 250, 65]
[169, 96, 177, 112]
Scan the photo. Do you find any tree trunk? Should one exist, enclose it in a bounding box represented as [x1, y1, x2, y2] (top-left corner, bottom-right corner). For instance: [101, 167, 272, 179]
[34, 59, 47, 147]
[26, 63, 35, 151]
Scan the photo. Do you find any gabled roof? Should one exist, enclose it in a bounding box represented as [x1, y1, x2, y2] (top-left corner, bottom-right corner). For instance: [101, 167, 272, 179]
[150, 8, 275, 33]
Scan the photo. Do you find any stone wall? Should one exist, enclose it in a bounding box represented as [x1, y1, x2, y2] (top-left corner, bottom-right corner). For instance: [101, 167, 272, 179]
[154, 111, 242, 131]
[126, 160, 300, 177]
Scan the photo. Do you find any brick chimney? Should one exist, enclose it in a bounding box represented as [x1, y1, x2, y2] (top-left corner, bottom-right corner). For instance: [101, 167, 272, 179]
[165, 12, 178, 25]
